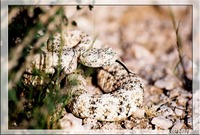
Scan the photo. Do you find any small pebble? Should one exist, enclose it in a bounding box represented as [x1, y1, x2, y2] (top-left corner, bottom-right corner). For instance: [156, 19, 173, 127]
[59, 113, 85, 130]
[175, 108, 184, 117]
[12, 122, 17, 127]
[130, 44, 155, 64]
[187, 117, 192, 127]
[132, 108, 145, 118]
[169, 87, 182, 98]
[154, 75, 182, 90]
[149, 86, 163, 95]
[151, 116, 173, 129]
[100, 122, 122, 130]
[123, 120, 135, 129]
[177, 96, 188, 107]
[171, 120, 184, 130]
[158, 105, 175, 117]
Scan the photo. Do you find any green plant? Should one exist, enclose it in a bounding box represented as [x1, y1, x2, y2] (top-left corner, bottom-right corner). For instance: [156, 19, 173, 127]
[169, 7, 192, 91]
[8, 5, 95, 129]
[8, 6, 80, 129]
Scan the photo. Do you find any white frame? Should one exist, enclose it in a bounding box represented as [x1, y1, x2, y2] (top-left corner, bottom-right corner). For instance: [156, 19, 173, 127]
[1, 0, 199, 134]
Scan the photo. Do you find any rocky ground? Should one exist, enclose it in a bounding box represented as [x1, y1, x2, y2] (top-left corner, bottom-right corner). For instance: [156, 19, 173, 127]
[58, 5, 198, 133]
[7, 5, 199, 134]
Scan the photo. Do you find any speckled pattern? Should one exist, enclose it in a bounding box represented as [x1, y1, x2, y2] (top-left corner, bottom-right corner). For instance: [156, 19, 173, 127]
[30, 30, 117, 74]
[29, 30, 144, 121]
[67, 62, 144, 121]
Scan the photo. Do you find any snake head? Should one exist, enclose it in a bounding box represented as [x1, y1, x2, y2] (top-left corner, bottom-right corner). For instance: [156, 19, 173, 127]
[79, 47, 117, 67]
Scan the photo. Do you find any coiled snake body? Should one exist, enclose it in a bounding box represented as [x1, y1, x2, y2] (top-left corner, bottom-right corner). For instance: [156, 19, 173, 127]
[28, 30, 144, 122]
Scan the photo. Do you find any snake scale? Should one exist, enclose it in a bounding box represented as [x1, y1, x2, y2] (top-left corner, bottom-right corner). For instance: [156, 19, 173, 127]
[27, 30, 144, 122]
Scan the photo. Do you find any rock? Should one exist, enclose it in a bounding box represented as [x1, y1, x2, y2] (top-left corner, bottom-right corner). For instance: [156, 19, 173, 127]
[126, 44, 156, 70]
[149, 86, 163, 95]
[174, 108, 184, 117]
[59, 113, 85, 131]
[139, 64, 169, 84]
[177, 96, 188, 107]
[171, 120, 184, 130]
[144, 86, 163, 105]
[130, 44, 155, 63]
[169, 87, 182, 98]
[158, 105, 175, 117]
[151, 116, 173, 129]
[130, 117, 152, 129]
[170, 101, 177, 108]
[132, 108, 145, 118]
[100, 122, 122, 130]
[159, 93, 169, 102]
[148, 95, 161, 105]
[187, 117, 192, 127]
[122, 120, 135, 129]
[154, 75, 182, 90]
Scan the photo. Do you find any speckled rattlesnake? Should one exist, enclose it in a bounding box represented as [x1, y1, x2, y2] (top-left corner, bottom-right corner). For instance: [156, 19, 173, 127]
[27, 30, 144, 122]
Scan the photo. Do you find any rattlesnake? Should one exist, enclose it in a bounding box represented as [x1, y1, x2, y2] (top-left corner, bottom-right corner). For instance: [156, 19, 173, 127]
[27, 30, 144, 122]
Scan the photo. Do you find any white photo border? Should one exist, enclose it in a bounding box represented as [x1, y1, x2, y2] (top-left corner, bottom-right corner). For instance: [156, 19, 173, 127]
[1, 0, 199, 134]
